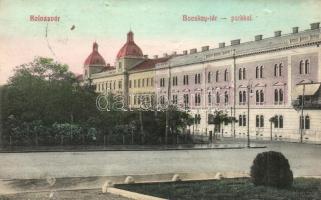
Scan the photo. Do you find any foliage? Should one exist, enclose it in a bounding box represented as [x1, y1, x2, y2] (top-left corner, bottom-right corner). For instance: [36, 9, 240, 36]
[250, 151, 293, 188]
[116, 178, 321, 200]
[0, 57, 194, 146]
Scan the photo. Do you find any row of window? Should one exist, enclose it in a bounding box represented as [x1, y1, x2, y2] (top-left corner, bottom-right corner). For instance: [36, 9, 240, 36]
[159, 89, 284, 107]
[130, 95, 154, 105]
[189, 114, 310, 130]
[129, 78, 154, 88]
[238, 60, 310, 80]
[238, 89, 284, 105]
[96, 80, 122, 92]
[159, 59, 309, 87]
[161, 92, 230, 106]
[208, 70, 229, 83]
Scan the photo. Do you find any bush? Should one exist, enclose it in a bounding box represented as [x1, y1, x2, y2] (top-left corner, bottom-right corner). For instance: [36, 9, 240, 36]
[250, 151, 293, 188]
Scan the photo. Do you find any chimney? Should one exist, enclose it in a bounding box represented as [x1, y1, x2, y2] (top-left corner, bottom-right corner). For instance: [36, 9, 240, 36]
[310, 22, 320, 30]
[183, 50, 188, 55]
[292, 27, 299, 34]
[172, 51, 177, 55]
[163, 53, 168, 57]
[219, 42, 225, 48]
[153, 55, 158, 59]
[231, 39, 240, 46]
[274, 31, 281, 37]
[201, 46, 209, 52]
[143, 55, 148, 59]
[255, 35, 263, 41]
[190, 48, 197, 54]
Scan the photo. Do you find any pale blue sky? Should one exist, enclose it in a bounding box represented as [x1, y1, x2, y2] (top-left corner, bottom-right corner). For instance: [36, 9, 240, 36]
[0, 0, 321, 84]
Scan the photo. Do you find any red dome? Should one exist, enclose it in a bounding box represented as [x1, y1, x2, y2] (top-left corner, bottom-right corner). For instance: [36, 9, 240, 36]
[84, 42, 106, 66]
[116, 31, 143, 59]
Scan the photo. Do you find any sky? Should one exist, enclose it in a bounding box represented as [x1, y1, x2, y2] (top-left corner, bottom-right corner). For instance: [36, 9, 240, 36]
[1, 0, 321, 84]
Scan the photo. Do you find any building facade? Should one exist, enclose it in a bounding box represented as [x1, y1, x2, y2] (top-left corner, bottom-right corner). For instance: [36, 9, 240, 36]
[83, 23, 321, 143]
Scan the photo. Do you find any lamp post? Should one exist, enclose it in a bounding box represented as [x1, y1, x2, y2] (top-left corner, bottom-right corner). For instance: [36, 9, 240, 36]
[247, 81, 254, 148]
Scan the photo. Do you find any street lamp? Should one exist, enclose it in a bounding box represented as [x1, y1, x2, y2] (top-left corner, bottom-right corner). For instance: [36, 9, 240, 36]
[247, 82, 254, 148]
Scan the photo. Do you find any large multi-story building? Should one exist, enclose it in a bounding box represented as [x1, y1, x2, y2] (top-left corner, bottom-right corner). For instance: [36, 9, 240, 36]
[83, 22, 321, 143]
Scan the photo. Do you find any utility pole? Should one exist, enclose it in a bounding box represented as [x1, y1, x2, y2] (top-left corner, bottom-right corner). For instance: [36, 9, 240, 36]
[247, 83, 251, 148]
[300, 84, 305, 143]
[232, 49, 236, 138]
[165, 63, 172, 145]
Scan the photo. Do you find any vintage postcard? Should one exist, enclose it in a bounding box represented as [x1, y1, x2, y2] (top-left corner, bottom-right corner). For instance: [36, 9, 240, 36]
[0, 0, 321, 199]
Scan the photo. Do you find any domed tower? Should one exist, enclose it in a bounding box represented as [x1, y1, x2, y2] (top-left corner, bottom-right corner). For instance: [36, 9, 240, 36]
[115, 31, 145, 72]
[83, 42, 106, 79]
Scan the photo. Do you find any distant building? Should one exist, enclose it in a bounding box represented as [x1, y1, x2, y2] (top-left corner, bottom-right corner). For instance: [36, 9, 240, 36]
[83, 23, 321, 143]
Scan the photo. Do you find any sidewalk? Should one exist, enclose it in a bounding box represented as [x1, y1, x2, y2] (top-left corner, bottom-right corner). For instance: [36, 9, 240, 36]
[0, 141, 266, 153]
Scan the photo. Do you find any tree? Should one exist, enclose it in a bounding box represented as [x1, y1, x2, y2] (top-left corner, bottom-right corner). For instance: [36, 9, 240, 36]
[251, 151, 293, 188]
[208, 110, 234, 139]
[1, 57, 99, 145]
[269, 116, 277, 141]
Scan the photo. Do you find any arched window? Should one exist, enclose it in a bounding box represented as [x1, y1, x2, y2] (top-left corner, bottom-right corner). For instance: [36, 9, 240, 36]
[239, 115, 242, 126]
[274, 89, 279, 103]
[239, 68, 242, 80]
[260, 66, 264, 78]
[256, 66, 259, 79]
[243, 68, 246, 79]
[224, 69, 228, 81]
[215, 71, 219, 82]
[239, 91, 243, 104]
[305, 116, 310, 129]
[274, 64, 278, 77]
[224, 91, 229, 103]
[242, 115, 247, 126]
[305, 59, 310, 74]
[195, 74, 197, 84]
[279, 63, 283, 76]
[300, 115, 304, 129]
[279, 115, 283, 128]
[274, 115, 279, 128]
[242, 91, 247, 103]
[260, 115, 264, 127]
[260, 90, 264, 103]
[256, 90, 260, 103]
[207, 72, 211, 83]
[279, 89, 283, 102]
[208, 92, 212, 105]
[299, 60, 304, 74]
[216, 91, 220, 103]
[256, 115, 260, 127]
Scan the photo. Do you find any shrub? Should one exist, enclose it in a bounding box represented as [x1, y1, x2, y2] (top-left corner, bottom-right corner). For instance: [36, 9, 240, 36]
[250, 151, 293, 188]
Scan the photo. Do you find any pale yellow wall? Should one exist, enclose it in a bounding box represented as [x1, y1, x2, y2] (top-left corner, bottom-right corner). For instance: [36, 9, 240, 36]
[92, 73, 125, 94]
[128, 69, 156, 107]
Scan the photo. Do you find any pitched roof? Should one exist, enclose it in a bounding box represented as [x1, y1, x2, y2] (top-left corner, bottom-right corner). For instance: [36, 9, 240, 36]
[130, 57, 172, 71]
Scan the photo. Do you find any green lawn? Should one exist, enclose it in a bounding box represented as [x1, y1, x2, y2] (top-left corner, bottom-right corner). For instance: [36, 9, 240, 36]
[0, 189, 129, 200]
[116, 178, 321, 200]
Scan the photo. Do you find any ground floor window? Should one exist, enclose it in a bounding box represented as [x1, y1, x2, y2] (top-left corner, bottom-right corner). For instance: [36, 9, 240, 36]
[239, 115, 246, 126]
[195, 114, 201, 124]
[300, 115, 310, 129]
[255, 115, 264, 127]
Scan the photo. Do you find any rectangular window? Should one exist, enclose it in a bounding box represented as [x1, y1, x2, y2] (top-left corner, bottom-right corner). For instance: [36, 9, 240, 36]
[118, 80, 122, 89]
[172, 94, 178, 104]
[183, 94, 189, 107]
[242, 115, 247, 126]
